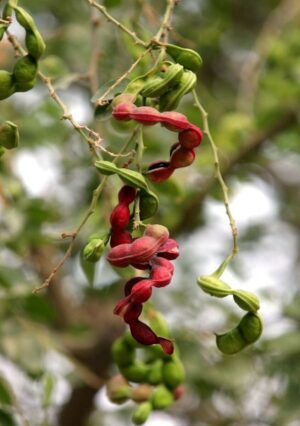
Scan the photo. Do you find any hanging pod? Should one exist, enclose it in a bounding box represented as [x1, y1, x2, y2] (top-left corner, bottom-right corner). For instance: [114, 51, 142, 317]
[165, 43, 202, 72]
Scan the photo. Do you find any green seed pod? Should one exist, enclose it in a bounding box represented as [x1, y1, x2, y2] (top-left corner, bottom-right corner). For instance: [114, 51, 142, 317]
[238, 312, 263, 344]
[197, 275, 232, 298]
[150, 385, 174, 410]
[123, 331, 142, 349]
[106, 375, 131, 404]
[14, 78, 36, 92]
[130, 384, 152, 402]
[13, 55, 38, 83]
[14, 6, 35, 31]
[216, 328, 246, 355]
[0, 71, 15, 100]
[159, 70, 197, 111]
[232, 289, 260, 313]
[139, 190, 159, 220]
[147, 308, 170, 337]
[120, 362, 150, 383]
[25, 30, 46, 59]
[147, 359, 163, 385]
[166, 44, 202, 72]
[162, 358, 185, 389]
[0, 121, 19, 149]
[83, 238, 105, 263]
[112, 338, 135, 367]
[132, 401, 152, 425]
[141, 63, 184, 98]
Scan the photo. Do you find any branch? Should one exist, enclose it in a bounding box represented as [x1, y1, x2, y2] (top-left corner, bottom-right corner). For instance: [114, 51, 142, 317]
[192, 89, 239, 263]
[32, 127, 139, 293]
[154, 0, 178, 43]
[87, 0, 147, 47]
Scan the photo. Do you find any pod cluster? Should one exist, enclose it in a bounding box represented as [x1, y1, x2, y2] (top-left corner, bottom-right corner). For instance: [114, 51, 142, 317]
[107, 210, 179, 354]
[112, 103, 203, 183]
[0, 3, 45, 100]
[107, 310, 185, 425]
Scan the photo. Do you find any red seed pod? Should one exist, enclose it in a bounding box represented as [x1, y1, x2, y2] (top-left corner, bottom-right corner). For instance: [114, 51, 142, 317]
[170, 142, 180, 156]
[170, 145, 195, 168]
[144, 224, 169, 242]
[129, 279, 153, 304]
[178, 127, 202, 149]
[129, 236, 165, 265]
[124, 277, 145, 296]
[110, 230, 133, 248]
[151, 256, 174, 275]
[129, 320, 158, 346]
[131, 262, 150, 270]
[157, 239, 179, 260]
[110, 204, 130, 230]
[118, 185, 136, 205]
[173, 386, 185, 400]
[130, 106, 161, 126]
[107, 243, 133, 267]
[160, 111, 190, 132]
[123, 303, 143, 324]
[150, 266, 172, 287]
[112, 102, 136, 120]
[146, 161, 175, 183]
[158, 337, 174, 355]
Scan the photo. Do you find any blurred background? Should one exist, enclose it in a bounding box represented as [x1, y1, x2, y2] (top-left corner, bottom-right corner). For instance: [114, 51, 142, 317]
[1, 0, 300, 425]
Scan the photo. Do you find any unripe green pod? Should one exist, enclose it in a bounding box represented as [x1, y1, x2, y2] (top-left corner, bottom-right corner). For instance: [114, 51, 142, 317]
[197, 275, 232, 298]
[166, 44, 202, 72]
[123, 331, 142, 349]
[14, 79, 36, 92]
[0, 121, 19, 149]
[120, 362, 150, 383]
[150, 385, 174, 410]
[132, 401, 152, 425]
[112, 338, 135, 367]
[25, 30, 46, 59]
[238, 312, 263, 344]
[13, 55, 38, 83]
[106, 375, 131, 404]
[232, 289, 260, 313]
[139, 190, 159, 220]
[162, 358, 185, 389]
[0, 71, 15, 100]
[130, 384, 152, 402]
[147, 309, 170, 337]
[83, 238, 105, 262]
[14, 6, 35, 31]
[147, 359, 163, 385]
[159, 70, 197, 111]
[141, 63, 184, 98]
[216, 328, 246, 355]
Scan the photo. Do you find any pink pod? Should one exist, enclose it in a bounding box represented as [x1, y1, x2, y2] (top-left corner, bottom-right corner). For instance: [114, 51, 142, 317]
[118, 185, 136, 205]
[130, 262, 150, 270]
[179, 127, 203, 149]
[129, 236, 166, 265]
[160, 111, 190, 132]
[112, 102, 136, 121]
[110, 203, 130, 230]
[107, 243, 133, 267]
[157, 238, 179, 260]
[150, 266, 172, 287]
[110, 230, 133, 247]
[151, 256, 174, 275]
[129, 320, 174, 354]
[144, 224, 169, 242]
[146, 161, 175, 183]
[123, 303, 143, 324]
[129, 279, 153, 304]
[130, 106, 161, 126]
[170, 145, 195, 168]
[124, 277, 145, 296]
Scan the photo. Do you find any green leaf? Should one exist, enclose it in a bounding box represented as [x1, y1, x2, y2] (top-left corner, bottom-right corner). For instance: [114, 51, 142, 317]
[80, 251, 96, 287]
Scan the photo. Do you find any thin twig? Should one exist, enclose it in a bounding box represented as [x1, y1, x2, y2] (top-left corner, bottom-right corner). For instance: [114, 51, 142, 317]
[32, 128, 139, 293]
[88, 7, 101, 94]
[95, 46, 152, 106]
[133, 126, 144, 229]
[87, 0, 147, 47]
[192, 89, 239, 263]
[154, 0, 177, 43]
